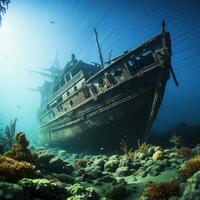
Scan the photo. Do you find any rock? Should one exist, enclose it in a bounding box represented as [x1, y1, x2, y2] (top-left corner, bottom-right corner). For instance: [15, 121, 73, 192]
[76, 168, 85, 177]
[105, 184, 127, 200]
[149, 165, 161, 176]
[81, 168, 102, 182]
[138, 170, 148, 177]
[92, 158, 106, 170]
[0, 182, 24, 200]
[68, 183, 99, 200]
[138, 152, 145, 159]
[180, 170, 200, 200]
[104, 160, 119, 172]
[147, 146, 155, 156]
[49, 156, 74, 173]
[37, 151, 55, 164]
[130, 161, 141, 170]
[154, 146, 162, 152]
[115, 166, 130, 177]
[169, 152, 177, 158]
[18, 178, 70, 199]
[97, 175, 117, 183]
[119, 157, 131, 167]
[52, 173, 75, 183]
[152, 151, 164, 161]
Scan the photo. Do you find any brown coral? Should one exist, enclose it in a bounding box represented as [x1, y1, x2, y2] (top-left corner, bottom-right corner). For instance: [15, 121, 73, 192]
[4, 132, 36, 164]
[144, 180, 180, 200]
[0, 155, 37, 182]
[178, 155, 200, 181]
[176, 146, 193, 159]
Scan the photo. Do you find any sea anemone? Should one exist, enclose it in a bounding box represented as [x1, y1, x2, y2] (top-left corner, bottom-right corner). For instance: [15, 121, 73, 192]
[144, 180, 180, 200]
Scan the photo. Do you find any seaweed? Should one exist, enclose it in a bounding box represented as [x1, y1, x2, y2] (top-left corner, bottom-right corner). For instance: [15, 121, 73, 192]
[0, 0, 10, 24]
[0, 118, 17, 151]
[120, 139, 134, 159]
[169, 134, 181, 147]
[137, 139, 152, 154]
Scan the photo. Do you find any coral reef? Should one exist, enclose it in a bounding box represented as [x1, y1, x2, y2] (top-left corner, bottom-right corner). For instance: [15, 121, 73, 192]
[0, 181, 24, 200]
[0, 156, 37, 182]
[180, 170, 200, 200]
[144, 181, 180, 200]
[178, 155, 200, 181]
[176, 146, 194, 159]
[18, 178, 70, 200]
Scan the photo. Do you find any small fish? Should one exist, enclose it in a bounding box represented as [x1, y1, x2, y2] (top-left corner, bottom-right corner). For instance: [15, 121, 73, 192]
[50, 21, 55, 24]
[100, 147, 104, 151]
[17, 105, 21, 109]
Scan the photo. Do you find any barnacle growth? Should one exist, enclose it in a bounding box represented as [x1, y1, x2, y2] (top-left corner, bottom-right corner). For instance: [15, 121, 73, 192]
[144, 180, 180, 200]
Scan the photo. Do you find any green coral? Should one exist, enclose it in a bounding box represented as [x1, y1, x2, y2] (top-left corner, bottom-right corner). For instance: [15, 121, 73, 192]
[0, 181, 24, 200]
[18, 178, 70, 199]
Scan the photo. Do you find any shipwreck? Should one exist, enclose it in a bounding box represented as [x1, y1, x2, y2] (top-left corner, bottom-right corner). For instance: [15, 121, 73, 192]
[37, 21, 178, 151]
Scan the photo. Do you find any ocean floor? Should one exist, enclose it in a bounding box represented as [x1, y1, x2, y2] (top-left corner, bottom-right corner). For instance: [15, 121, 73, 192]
[0, 133, 200, 200]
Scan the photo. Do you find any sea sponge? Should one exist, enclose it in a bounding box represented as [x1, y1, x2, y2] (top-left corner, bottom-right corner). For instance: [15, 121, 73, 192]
[176, 146, 194, 159]
[0, 155, 37, 182]
[178, 155, 200, 181]
[152, 150, 163, 160]
[144, 180, 180, 200]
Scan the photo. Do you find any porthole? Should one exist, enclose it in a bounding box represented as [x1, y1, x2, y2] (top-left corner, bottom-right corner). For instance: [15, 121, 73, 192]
[67, 91, 70, 96]
[74, 86, 77, 92]
[69, 100, 73, 106]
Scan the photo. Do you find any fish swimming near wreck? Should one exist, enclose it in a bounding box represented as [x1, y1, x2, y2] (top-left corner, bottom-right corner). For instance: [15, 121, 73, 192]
[37, 21, 178, 151]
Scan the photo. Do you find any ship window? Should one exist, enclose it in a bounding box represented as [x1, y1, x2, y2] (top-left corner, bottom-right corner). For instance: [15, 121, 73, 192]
[57, 96, 63, 103]
[67, 91, 70, 96]
[60, 78, 65, 87]
[69, 100, 73, 106]
[65, 74, 71, 83]
[114, 68, 122, 76]
[74, 86, 77, 92]
[52, 111, 55, 118]
[53, 84, 59, 92]
[71, 67, 80, 77]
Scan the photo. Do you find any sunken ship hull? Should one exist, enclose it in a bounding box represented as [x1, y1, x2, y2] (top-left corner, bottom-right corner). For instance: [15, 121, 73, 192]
[39, 25, 176, 151]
